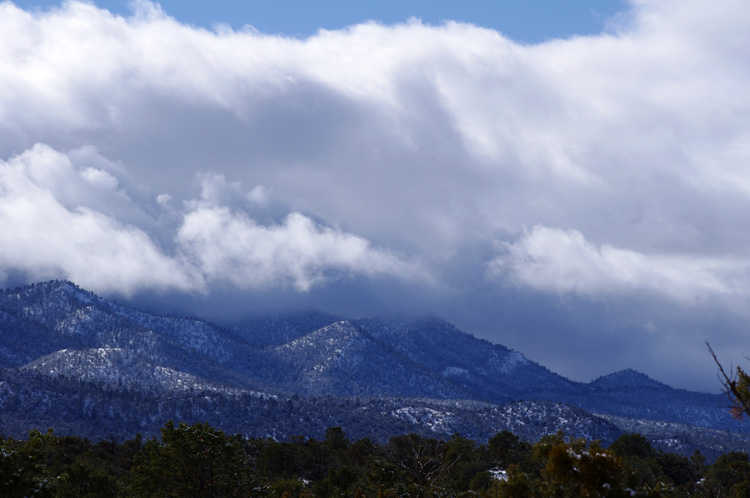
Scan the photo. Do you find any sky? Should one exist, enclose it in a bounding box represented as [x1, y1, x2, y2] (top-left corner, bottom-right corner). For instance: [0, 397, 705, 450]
[0, 0, 748, 392]
[12, 0, 628, 42]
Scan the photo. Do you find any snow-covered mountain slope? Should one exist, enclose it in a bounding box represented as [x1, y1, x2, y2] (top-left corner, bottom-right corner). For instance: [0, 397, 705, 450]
[0, 280, 746, 452]
[21, 347, 221, 392]
[597, 414, 750, 461]
[355, 316, 582, 402]
[0, 280, 265, 390]
[0, 280, 235, 363]
[272, 321, 467, 398]
[0, 366, 621, 446]
[561, 368, 735, 432]
[230, 310, 345, 346]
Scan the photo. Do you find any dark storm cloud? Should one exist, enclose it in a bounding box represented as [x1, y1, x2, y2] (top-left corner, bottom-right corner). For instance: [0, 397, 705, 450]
[1, 0, 749, 390]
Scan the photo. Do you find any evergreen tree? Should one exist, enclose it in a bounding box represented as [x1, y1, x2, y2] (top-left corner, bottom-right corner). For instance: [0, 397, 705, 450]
[128, 420, 266, 497]
[493, 432, 660, 498]
[0, 429, 56, 498]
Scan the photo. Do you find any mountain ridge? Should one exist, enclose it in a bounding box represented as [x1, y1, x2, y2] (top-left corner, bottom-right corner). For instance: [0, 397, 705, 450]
[589, 368, 669, 390]
[0, 279, 745, 458]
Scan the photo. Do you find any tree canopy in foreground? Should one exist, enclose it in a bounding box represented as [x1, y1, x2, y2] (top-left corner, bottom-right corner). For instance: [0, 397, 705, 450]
[2, 420, 750, 497]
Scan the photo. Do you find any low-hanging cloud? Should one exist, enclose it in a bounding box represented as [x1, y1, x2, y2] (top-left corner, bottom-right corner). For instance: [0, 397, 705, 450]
[178, 208, 422, 292]
[490, 225, 750, 305]
[0, 144, 421, 296]
[1, 0, 750, 389]
[0, 144, 196, 294]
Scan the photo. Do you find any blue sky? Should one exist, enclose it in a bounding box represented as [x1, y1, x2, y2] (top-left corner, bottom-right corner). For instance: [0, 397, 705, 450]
[1, 0, 748, 392]
[13, 0, 628, 42]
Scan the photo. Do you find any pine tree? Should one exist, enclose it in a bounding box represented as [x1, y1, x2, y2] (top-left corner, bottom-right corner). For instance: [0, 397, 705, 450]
[128, 420, 267, 497]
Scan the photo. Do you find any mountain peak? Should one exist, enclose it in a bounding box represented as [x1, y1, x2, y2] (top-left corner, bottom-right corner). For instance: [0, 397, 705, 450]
[3, 279, 96, 302]
[229, 309, 343, 346]
[589, 368, 667, 390]
[276, 320, 365, 352]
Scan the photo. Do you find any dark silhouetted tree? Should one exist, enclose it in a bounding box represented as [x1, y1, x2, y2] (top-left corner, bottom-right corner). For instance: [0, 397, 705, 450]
[128, 420, 266, 497]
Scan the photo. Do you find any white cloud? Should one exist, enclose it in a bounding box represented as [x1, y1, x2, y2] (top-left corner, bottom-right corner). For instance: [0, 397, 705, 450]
[177, 208, 422, 292]
[1, 0, 750, 386]
[0, 144, 197, 295]
[0, 0, 747, 290]
[247, 185, 270, 206]
[0, 144, 420, 295]
[491, 225, 749, 304]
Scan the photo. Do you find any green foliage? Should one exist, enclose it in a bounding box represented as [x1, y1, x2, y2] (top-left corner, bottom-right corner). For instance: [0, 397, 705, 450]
[609, 434, 665, 491]
[486, 464, 535, 498]
[441, 433, 481, 492]
[709, 343, 750, 420]
[54, 461, 119, 498]
[494, 432, 660, 498]
[386, 433, 456, 497]
[727, 367, 750, 420]
[128, 420, 266, 497]
[268, 477, 307, 497]
[701, 451, 750, 498]
[0, 429, 57, 498]
[654, 451, 692, 492]
[7, 420, 750, 497]
[487, 431, 534, 473]
[259, 438, 304, 481]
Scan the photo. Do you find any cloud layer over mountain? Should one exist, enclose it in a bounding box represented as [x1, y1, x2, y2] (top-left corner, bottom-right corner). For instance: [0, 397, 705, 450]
[1, 0, 749, 390]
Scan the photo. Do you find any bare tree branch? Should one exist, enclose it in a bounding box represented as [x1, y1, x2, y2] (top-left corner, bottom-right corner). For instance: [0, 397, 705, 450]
[707, 342, 750, 420]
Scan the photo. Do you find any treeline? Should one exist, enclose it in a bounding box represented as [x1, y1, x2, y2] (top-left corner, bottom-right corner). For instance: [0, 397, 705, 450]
[2, 422, 750, 497]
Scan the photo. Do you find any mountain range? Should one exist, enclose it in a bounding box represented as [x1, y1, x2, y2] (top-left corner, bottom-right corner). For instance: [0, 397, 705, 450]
[0, 280, 747, 459]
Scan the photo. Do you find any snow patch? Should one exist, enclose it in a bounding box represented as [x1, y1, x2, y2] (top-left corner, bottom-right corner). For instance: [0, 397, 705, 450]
[391, 406, 456, 434]
[442, 366, 469, 378]
[494, 351, 528, 373]
[489, 468, 508, 481]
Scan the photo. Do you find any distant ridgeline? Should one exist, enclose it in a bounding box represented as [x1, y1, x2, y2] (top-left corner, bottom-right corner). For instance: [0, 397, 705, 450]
[0, 280, 748, 460]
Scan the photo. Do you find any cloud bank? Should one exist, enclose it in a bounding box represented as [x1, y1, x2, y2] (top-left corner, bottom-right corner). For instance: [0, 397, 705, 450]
[0, 144, 417, 295]
[491, 225, 750, 304]
[1, 0, 749, 390]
